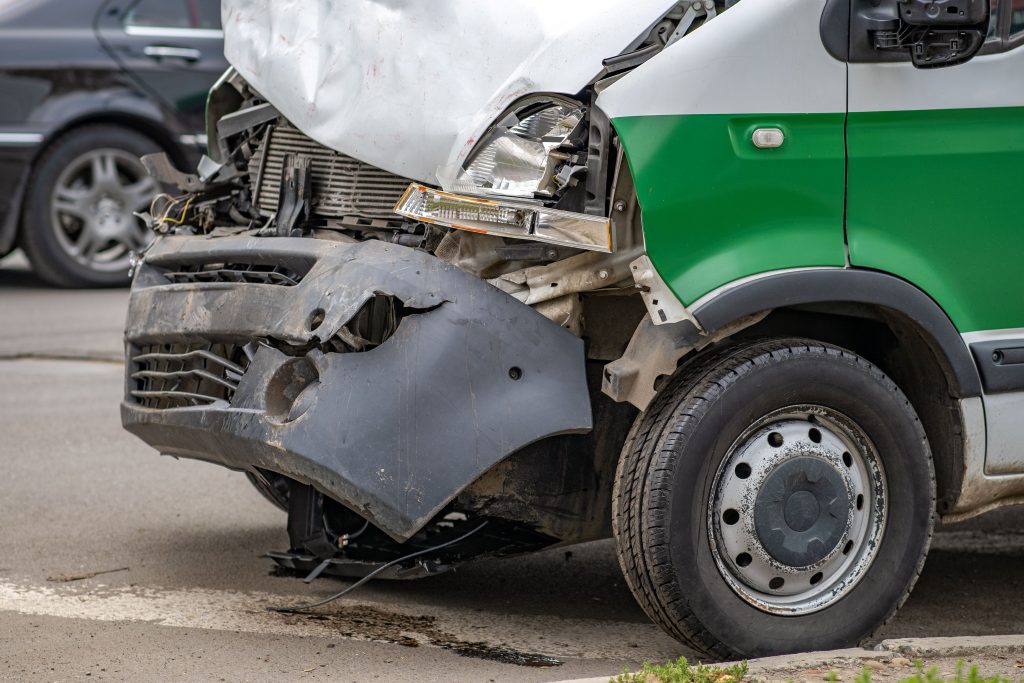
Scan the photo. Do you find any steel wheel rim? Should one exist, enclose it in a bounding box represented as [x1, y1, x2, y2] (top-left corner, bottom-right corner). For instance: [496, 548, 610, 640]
[49, 148, 157, 274]
[708, 405, 887, 615]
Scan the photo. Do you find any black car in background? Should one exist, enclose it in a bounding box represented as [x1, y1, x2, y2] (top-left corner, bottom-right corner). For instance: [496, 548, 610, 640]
[0, 0, 226, 286]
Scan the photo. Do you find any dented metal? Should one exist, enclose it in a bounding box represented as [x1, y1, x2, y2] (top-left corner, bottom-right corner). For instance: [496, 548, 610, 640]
[123, 236, 592, 541]
[220, 0, 684, 184]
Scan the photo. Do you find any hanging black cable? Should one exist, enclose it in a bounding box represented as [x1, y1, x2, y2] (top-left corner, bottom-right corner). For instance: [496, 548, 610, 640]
[269, 520, 489, 614]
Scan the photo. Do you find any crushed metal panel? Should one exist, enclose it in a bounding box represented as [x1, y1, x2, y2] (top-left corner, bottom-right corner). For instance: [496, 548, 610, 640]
[221, 0, 681, 184]
[122, 237, 592, 542]
[630, 254, 702, 327]
[603, 311, 768, 410]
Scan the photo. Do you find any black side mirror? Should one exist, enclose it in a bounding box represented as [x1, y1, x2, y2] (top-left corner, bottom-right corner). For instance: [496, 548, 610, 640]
[862, 0, 990, 68]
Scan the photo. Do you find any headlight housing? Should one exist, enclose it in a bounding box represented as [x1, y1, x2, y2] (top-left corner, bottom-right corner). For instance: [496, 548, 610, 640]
[397, 96, 612, 253]
[454, 98, 585, 199]
[395, 184, 612, 252]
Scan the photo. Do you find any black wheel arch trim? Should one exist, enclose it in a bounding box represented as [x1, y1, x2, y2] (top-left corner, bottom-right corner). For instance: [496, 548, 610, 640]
[690, 268, 982, 398]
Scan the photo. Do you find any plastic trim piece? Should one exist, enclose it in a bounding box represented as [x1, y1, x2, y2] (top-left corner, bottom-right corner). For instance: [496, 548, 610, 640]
[943, 395, 1024, 520]
[969, 339, 1024, 394]
[124, 26, 224, 39]
[819, 0, 851, 62]
[689, 268, 982, 397]
[0, 132, 44, 146]
[630, 254, 702, 327]
[122, 236, 592, 542]
[603, 267, 983, 410]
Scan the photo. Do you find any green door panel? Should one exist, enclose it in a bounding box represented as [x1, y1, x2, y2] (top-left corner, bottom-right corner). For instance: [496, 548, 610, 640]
[612, 113, 847, 306]
[847, 106, 1024, 333]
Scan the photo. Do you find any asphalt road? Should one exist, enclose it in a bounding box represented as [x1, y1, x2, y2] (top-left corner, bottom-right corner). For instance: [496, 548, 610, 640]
[3, 250, 1024, 682]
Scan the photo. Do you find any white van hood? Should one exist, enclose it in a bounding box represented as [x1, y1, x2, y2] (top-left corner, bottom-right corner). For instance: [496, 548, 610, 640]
[222, 0, 676, 184]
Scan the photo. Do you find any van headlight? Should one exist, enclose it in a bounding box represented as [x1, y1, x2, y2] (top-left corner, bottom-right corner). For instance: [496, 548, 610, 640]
[394, 184, 612, 253]
[399, 97, 611, 252]
[455, 99, 585, 199]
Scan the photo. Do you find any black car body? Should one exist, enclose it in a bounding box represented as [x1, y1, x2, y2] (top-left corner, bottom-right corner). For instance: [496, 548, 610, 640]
[0, 0, 226, 286]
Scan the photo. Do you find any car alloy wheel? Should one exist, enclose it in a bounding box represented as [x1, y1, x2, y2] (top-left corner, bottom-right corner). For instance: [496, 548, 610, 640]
[49, 148, 157, 274]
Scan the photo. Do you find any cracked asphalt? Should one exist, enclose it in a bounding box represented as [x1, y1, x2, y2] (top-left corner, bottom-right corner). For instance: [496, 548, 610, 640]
[2, 250, 1024, 682]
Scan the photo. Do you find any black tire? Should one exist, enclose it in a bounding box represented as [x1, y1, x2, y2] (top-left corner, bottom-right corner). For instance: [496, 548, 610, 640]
[20, 125, 162, 287]
[613, 339, 935, 659]
[245, 471, 290, 512]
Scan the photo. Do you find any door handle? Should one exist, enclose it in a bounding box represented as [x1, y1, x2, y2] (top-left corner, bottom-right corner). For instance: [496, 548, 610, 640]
[143, 45, 201, 62]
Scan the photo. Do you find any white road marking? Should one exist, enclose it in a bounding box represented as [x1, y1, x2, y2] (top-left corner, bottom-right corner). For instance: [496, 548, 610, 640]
[0, 580, 682, 662]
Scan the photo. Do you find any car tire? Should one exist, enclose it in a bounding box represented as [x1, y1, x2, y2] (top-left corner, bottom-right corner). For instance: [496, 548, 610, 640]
[246, 471, 290, 512]
[20, 125, 161, 287]
[612, 338, 935, 659]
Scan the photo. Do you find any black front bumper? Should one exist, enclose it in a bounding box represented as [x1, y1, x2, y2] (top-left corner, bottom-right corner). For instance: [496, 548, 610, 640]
[122, 236, 592, 541]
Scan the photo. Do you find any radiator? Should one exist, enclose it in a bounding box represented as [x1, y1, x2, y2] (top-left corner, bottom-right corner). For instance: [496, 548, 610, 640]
[250, 124, 411, 223]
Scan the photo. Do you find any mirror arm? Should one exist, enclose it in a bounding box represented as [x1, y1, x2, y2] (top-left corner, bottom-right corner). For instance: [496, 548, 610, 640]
[868, 0, 990, 68]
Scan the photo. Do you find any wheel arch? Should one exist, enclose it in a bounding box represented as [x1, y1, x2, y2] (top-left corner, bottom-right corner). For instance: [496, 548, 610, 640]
[605, 267, 982, 515]
[5, 110, 194, 253]
[33, 111, 193, 173]
[690, 268, 981, 398]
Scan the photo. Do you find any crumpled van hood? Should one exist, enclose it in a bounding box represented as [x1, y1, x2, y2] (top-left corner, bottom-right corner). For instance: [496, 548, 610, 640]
[222, 0, 677, 184]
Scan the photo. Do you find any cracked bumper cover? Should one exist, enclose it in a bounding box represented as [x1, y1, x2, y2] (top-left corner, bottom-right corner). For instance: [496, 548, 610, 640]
[121, 236, 592, 542]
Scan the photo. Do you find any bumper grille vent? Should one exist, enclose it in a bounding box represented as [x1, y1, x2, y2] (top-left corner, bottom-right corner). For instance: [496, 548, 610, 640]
[130, 342, 250, 409]
[250, 124, 412, 224]
[160, 262, 305, 287]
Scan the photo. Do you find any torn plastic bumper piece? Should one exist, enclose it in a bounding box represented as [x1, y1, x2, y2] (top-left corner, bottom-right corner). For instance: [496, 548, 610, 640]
[121, 236, 592, 542]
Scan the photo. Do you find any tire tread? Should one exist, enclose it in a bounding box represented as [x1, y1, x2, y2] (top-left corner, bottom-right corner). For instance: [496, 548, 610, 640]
[611, 338, 935, 658]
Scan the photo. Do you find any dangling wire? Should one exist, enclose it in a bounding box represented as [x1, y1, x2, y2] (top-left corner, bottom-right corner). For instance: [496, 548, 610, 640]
[322, 516, 370, 549]
[149, 193, 193, 230]
[268, 521, 489, 614]
[160, 196, 194, 226]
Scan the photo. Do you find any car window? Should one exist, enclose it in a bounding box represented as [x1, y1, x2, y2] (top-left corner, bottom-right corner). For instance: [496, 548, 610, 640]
[125, 0, 221, 31]
[1012, 0, 1024, 36]
[194, 0, 221, 30]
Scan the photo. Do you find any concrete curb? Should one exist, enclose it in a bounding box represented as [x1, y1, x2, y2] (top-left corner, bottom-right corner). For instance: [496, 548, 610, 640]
[550, 635, 1024, 683]
[878, 635, 1024, 659]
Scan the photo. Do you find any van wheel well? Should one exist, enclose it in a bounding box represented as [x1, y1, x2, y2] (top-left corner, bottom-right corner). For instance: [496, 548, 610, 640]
[728, 304, 964, 514]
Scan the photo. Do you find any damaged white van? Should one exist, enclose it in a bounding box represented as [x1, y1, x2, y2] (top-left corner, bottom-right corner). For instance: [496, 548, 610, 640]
[122, 0, 1024, 658]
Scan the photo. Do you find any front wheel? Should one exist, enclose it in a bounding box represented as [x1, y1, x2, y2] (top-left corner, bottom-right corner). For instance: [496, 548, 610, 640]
[246, 470, 291, 512]
[20, 125, 161, 287]
[612, 339, 934, 659]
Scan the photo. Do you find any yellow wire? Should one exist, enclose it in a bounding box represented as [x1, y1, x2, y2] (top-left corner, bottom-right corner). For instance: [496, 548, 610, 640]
[158, 195, 194, 226]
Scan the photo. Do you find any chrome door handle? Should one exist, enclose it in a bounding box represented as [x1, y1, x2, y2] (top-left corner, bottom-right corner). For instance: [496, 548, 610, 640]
[143, 46, 201, 62]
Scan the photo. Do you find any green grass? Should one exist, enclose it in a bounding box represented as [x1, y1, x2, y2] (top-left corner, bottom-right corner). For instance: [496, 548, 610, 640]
[854, 660, 1016, 683]
[612, 658, 1017, 683]
[612, 656, 748, 683]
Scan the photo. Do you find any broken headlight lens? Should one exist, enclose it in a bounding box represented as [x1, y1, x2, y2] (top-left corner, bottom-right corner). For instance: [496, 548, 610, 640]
[455, 101, 585, 199]
[394, 184, 612, 253]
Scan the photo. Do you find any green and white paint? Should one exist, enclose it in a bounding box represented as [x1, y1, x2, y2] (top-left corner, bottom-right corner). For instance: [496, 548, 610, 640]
[600, 0, 1024, 335]
[600, 0, 1024, 483]
[598, 0, 848, 311]
[848, 52, 1024, 333]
